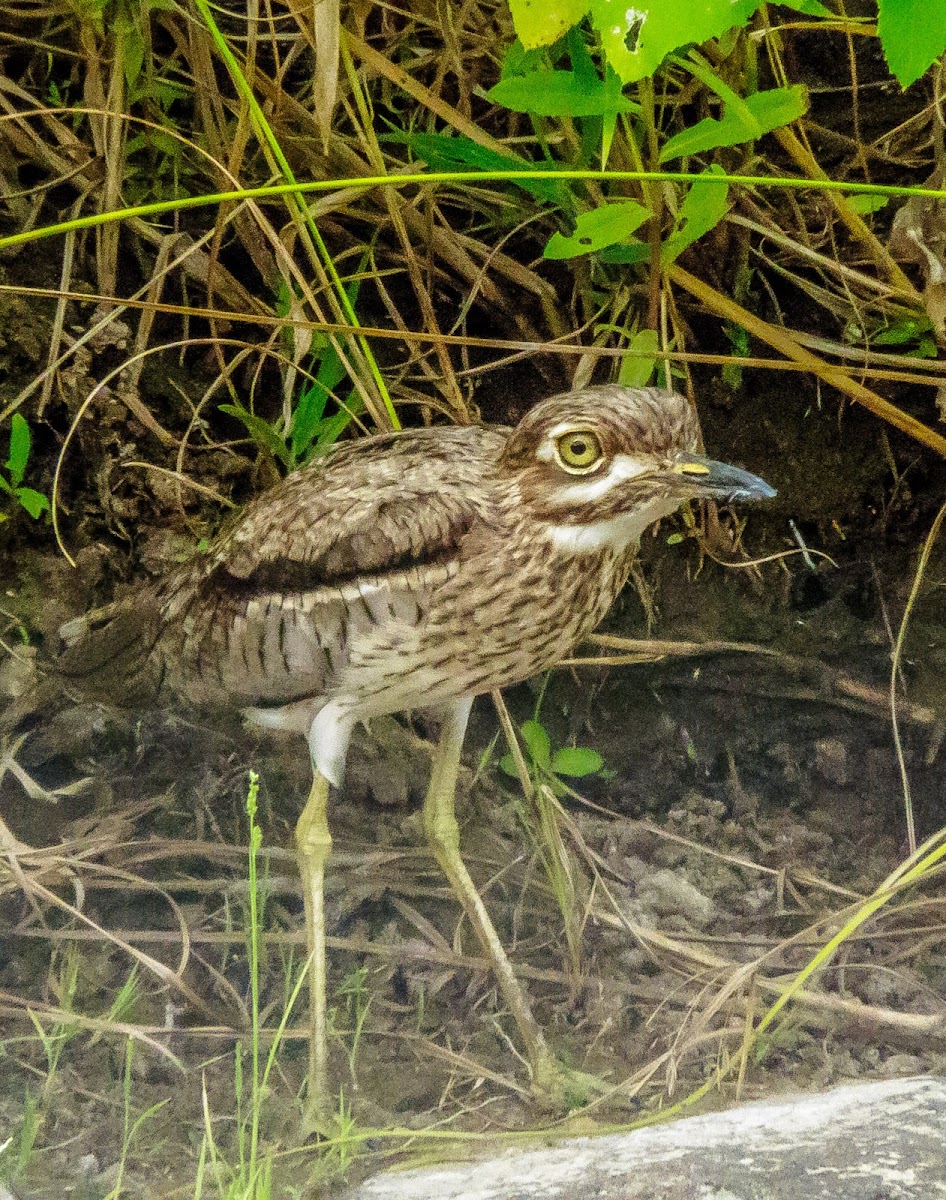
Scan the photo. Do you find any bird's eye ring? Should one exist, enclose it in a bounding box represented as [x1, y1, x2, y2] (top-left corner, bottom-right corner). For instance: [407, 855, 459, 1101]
[554, 430, 603, 473]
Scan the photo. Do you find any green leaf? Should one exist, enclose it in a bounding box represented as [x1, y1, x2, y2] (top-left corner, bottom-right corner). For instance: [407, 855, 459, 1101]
[598, 240, 651, 264]
[290, 383, 330, 461]
[775, 0, 835, 14]
[125, 130, 181, 158]
[219, 404, 293, 470]
[551, 746, 603, 777]
[873, 316, 932, 346]
[6, 413, 31, 488]
[289, 267, 363, 463]
[910, 336, 939, 359]
[487, 67, 637, 117]
[498, 753, 522, 778]
[660, 85, 807, 161]
[508, 0, 589, 49]
[301, 405, 360, 463]
[661, 166, 730, 264]
[618, 328, 659, 388]
[544, 200, 650, 259]
[152, 79, 190, 106]
[391, 131, 563, 202]
[878, 0, 946, 88]
[593, 0, 764, 85]
[14, 487, 49, 519]
[520, 720, 551, 770]
[847, 193, 891, 214]
[119, 17, 145, 90]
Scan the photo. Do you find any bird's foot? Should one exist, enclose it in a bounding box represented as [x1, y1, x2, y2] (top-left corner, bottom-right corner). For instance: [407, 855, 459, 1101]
[297, 1090, 350, 1145]
[529, 1054, 606, 1115]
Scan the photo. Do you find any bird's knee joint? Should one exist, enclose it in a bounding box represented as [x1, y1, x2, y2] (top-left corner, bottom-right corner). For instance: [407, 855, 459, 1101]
[424, 811, 460, 856]
[295, 816, 333, 862]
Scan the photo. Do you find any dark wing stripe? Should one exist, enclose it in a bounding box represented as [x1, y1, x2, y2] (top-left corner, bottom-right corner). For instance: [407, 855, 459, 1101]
[206, 520, 472, 602]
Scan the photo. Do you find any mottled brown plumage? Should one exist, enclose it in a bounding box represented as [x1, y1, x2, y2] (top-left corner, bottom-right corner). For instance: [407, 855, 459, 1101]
[57, 384, 774, 1115]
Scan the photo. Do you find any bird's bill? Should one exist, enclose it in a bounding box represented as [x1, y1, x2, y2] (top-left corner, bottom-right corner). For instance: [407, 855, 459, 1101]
[669, 454, 776, 503]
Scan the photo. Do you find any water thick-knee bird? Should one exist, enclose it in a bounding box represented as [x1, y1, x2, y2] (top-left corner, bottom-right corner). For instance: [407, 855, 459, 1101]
[56, 384, 775, 1114]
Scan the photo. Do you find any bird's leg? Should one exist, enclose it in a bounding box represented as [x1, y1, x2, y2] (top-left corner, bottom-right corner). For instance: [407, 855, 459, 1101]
[295, 769, 332, 1121]
[423, 698, 562, 1099]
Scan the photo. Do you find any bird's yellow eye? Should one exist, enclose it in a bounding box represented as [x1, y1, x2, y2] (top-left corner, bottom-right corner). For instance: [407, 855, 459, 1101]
[554, 430, 603, 473]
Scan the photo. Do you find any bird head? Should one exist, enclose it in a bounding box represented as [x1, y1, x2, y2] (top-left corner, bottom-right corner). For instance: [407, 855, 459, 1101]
[499, 385, 775, 553]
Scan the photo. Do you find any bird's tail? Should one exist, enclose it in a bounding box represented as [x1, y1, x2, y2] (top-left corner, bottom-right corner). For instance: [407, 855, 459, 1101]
[56, 596, 165, 707]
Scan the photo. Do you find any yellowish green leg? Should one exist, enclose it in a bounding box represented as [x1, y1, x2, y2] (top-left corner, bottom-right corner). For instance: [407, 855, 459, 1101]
[295, 770, 332, 1121]
[423, 700, 563, 1098]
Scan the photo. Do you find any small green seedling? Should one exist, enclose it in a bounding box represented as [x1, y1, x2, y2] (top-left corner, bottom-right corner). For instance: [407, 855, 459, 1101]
[0, 415, 49, 522]
[499, 718, 605, 794]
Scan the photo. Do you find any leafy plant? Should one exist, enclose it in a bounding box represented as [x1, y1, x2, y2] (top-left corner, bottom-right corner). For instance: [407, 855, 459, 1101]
[498, 700, 603, 986]
[860, 313, 938, 359]
[0, 415, 49, 522]
[221, 272, 367, 472]
[508, 0, 943, 91]
[486, 33, 798, 268]
[499, 718, 605, 794]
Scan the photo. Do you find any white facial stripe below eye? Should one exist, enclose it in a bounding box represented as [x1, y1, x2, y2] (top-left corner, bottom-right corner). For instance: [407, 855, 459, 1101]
[542, 492, 691, 552]
[556, 452, 651, 501]
[543, 496, 682, 553]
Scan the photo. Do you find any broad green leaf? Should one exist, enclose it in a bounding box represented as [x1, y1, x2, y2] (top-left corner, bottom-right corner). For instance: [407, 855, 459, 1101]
[598, 240, 651, 264]
[6, 413, 31, 488]
[661, 167, 730, 264]
[878, 0, 946, 88]
[551, 746, 603, 777]
[544, 199, 650, 259]
[520, 720, 551, 770]
[618, 328, 659, 388]
[660, 85, 807, 161]
[290, 383, 330, 461]
[487, 68, 637, 117]
[909, 336, 938, 359]
[508, 0, 589, 49]
[593, 0, 764, 85]
[14, 487, 49, 519]
[291, 338, 350, 460]
[152, 79, 190, 105]
[126, 130, 181, 158]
